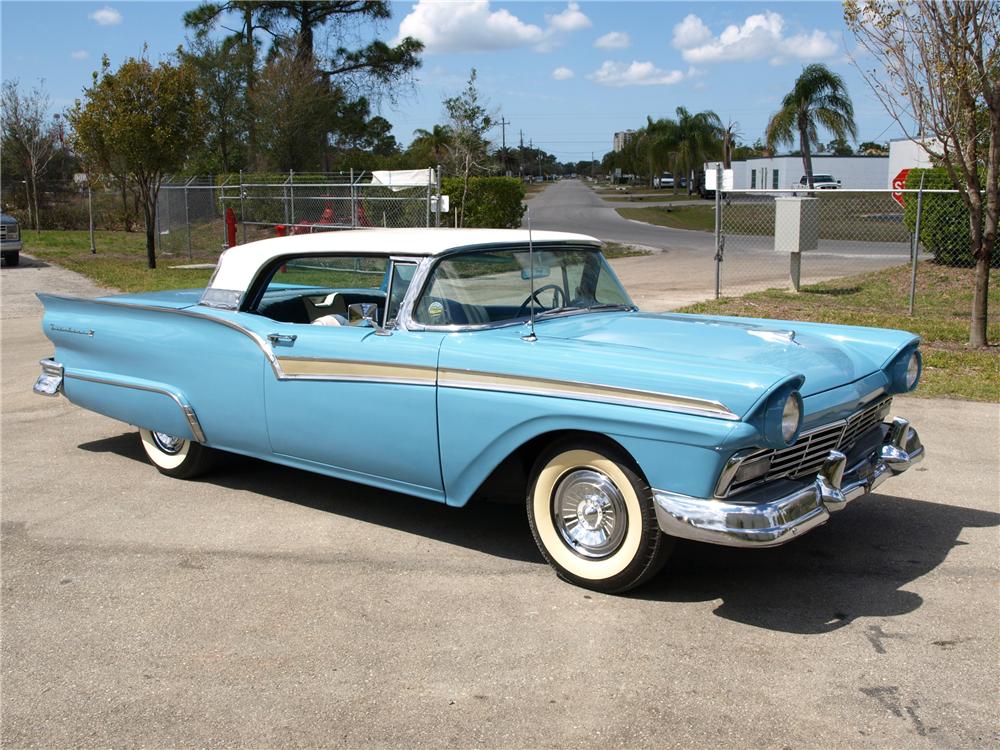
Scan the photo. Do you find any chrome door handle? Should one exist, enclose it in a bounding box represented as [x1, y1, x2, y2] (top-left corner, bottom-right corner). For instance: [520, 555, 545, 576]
[267, 333, 298, 346]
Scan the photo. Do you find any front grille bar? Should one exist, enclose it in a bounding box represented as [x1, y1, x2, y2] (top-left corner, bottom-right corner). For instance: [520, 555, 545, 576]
[728, 397, 891, 495]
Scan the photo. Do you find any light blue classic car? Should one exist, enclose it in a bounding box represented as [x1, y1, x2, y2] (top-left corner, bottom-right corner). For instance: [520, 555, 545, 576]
[34, 228, 924, 592]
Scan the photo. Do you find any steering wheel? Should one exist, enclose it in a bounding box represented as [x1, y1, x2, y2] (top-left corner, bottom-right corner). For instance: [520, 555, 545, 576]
[516, 284, 566, 318]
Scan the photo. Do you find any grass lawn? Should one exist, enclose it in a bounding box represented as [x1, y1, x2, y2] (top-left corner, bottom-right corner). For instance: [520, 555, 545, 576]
[602, 194, 706, 203]
[617, 205, 715, 231]
[680, 263, 999, 402]
[617, 193, 911, 242]
[24, 230, 222, 292]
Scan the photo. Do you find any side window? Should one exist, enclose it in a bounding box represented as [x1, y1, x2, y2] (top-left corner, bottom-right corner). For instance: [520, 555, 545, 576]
[253, 255, 387, 324]
[772, 169, 780, 189]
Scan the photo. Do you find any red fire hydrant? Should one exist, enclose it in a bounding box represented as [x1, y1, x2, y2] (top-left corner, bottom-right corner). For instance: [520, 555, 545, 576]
[225, 207, 237, 248]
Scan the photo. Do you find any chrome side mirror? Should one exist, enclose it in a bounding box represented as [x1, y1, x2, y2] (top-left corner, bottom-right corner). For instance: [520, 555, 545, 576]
[347, 302, 391, 336]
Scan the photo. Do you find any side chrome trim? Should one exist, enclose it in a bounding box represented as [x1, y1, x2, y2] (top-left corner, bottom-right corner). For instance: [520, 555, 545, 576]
[45, 295, 739, 419]
[276, 357, 436, 385]
[63, 371, 207, 444]
[438, 368, 739, 420]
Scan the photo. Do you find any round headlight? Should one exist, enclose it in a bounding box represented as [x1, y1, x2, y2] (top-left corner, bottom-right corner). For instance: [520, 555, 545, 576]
[781, 393, 802, 443]
[905, 351, 921, 390]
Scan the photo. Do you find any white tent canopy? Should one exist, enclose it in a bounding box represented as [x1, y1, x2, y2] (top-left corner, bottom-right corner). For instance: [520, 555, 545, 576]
[370, 168, 436, 192]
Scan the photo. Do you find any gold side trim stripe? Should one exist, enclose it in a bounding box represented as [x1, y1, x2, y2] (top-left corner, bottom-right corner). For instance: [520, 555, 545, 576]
[277, 357, 436, 384]
[438, 369, 738, 420]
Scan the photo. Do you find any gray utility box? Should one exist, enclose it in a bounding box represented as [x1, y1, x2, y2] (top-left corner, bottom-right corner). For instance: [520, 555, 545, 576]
[774, 197, 819, 254]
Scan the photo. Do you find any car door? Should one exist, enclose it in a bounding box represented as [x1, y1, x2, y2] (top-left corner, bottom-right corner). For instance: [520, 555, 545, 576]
[257, 323, 445, 496]
[240, 255, 446, 498]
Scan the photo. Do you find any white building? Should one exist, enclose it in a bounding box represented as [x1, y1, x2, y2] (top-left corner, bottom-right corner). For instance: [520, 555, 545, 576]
[613, 130, 636, 153]
[738, 155, 890, 190]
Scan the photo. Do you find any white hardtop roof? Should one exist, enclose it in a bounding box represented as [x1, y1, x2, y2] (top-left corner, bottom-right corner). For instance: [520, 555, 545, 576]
[207, 227, 600, 293]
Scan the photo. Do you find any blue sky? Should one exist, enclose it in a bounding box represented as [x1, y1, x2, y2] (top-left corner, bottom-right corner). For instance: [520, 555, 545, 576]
[1, 1, 902, 163]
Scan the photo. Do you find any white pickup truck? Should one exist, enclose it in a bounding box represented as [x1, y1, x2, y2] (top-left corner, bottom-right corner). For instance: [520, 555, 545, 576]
[796, 174, 841, 190]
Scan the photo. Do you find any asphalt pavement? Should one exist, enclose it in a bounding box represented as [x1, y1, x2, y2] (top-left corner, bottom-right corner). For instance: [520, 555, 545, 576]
[2, 254, 998, 749]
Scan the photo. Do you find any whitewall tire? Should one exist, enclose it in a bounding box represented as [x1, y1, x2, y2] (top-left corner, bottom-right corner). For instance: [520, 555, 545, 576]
[527, 439, 672, 593]
[138, 428, 216, 479]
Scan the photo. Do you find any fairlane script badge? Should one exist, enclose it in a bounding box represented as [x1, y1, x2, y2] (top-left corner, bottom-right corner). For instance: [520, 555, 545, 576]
[50, 324, 94, 337]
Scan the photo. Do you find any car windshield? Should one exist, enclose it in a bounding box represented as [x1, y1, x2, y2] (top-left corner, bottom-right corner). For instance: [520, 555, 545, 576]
[412, 246, 633, 328]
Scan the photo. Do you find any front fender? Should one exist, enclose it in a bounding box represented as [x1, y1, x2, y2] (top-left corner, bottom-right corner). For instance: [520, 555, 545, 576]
[437, 386, 746, 506]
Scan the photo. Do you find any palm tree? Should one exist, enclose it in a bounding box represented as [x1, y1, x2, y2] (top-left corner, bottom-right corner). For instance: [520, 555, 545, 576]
[673, 107, 723, 193]
[410, 124, 454, 164]
[640, 116, 678, 186]
[765, 64, 857, 189]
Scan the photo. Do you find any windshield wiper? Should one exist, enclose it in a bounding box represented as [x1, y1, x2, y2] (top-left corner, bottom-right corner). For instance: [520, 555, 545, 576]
[586, 303, 635, 312]
[533, 303, 634, 320]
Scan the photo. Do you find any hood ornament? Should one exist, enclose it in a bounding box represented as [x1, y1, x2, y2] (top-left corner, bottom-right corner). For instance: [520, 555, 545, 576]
[747, 328, 798, 345]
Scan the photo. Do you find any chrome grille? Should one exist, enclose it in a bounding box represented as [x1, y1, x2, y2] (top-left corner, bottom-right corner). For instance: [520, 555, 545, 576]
[730, 397, 891, 494]
[0, 225, 7, 240]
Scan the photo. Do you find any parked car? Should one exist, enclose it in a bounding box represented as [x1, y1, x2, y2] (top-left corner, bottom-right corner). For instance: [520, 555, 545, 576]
[1, 213, 22, 266]
[653, 172, 674, 189]
[797, 174, 841, 189]
[33, 228, 925, 592]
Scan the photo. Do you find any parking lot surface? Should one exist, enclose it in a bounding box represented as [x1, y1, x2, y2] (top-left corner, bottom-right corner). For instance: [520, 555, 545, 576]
[2, 257, 998, 748]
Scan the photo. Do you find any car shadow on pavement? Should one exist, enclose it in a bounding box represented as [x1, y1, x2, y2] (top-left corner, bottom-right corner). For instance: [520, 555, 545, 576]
[78, 432, 545, 565]
[634, 492, 999, 634]
[79, 432, 998, 634]
[1, 255, 49, 269]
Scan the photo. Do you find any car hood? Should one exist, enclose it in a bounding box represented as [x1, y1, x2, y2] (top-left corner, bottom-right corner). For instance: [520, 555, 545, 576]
[531, 311, 914, 399]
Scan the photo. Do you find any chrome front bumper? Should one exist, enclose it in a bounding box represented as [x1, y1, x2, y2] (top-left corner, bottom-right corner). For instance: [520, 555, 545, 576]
[653, 417, 924, 548]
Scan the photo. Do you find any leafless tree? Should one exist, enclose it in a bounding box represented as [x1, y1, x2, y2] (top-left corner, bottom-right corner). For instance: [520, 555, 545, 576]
[845, 0, 999, 347]
[1, 79, 58, 230]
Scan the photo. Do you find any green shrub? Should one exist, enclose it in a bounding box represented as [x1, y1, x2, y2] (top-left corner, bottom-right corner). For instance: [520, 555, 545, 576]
[903, 168, 984, 267]
[441, 176, 526, 228]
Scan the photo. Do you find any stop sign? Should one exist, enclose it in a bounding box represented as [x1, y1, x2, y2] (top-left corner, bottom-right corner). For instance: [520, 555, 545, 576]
[892, 169, 910, 206]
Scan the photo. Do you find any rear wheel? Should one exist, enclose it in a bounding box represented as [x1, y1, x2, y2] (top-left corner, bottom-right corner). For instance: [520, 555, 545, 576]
[526, 439, 672, 593]
[138, 428, 216, 479]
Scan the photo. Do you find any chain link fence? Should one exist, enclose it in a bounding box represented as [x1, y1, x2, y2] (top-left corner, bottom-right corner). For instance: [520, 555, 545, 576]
[156, 170, 439, 258]
[711, 188, 969, 307]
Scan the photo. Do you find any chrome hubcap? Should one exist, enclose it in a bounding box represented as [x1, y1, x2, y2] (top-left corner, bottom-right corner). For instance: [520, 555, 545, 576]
[552, 469, 627, 559]
[151, 431, 184, 454]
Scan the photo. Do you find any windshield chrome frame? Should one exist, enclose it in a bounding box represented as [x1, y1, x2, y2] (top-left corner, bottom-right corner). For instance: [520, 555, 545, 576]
[397, 241, 634, 333]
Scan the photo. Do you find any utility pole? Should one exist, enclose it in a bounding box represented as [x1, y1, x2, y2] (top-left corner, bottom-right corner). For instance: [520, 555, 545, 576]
[499, 116, 510, 176]
[519, 130, 525, 179]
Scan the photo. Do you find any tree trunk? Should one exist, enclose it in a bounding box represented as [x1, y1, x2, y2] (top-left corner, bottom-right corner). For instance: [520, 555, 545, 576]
[141, 186, 156, 269]
[968, 195, 988, 347]
[29, 172, 40, 231]
[799, 124, 813, 191]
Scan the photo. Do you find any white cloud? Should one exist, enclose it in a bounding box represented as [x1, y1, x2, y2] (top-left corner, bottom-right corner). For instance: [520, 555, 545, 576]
[671, 14, 712, 49]
[70, 50, 89, 60]
[547, 2, 591, 32]
[588, 61, 686, 87]
[552, 66, 575, 80]
[672, 12, 838, 64]
[88, 6, 123, 26]
[594, 31, 630, 50]
[396, 1, 542, 52]
[395, 1, 590, 53]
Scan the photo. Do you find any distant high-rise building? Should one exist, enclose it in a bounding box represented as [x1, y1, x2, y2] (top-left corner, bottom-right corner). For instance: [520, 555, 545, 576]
[613, 130, 636, 153]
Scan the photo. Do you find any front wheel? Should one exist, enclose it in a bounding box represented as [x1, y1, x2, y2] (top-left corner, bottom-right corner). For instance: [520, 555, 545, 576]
[138, 428, 216, 479]
[526, 439, 672, 593]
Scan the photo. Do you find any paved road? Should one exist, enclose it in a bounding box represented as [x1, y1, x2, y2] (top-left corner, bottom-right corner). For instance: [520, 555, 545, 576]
[2, 258, 998, 748]
[527, 180, 918, 309]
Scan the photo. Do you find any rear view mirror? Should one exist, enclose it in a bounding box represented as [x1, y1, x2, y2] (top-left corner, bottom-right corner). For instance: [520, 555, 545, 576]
[521, 264, 551, 281]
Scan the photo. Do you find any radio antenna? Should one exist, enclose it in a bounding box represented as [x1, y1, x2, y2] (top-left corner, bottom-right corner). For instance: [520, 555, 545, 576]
[522, 209, 537, 342]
